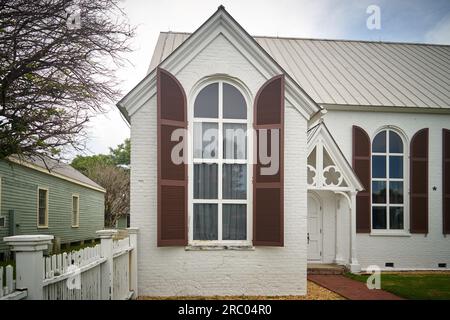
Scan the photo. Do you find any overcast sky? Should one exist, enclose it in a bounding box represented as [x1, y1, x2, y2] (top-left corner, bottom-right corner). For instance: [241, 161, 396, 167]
[83, 0, 450, 157]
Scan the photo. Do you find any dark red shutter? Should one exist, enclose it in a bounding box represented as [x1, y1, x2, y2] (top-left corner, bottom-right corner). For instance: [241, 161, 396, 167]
[157, 68, 187, 246]
[253, 75, 284, 246]
[352, 126, 371, 233]
[410, 128, 428, 234]
[443, 129, 450, 234]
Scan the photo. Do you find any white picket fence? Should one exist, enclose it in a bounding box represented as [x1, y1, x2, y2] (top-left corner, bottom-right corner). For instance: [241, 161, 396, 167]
[1, 228, 138, 300]
[1, 264, 27, 300]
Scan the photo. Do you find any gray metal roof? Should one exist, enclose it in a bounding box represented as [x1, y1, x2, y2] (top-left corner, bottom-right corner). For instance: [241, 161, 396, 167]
[8, 155, 105, 191]
[149, 32, 450, 109]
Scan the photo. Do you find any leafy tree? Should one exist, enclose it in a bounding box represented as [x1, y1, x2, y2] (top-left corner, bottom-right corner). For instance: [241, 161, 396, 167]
[71, 138, 130, 174]
[109, 138, 130, 166]
[0, 0, 134, 160]
[71, 154, 113, 175]
[71, 138, 130, 227]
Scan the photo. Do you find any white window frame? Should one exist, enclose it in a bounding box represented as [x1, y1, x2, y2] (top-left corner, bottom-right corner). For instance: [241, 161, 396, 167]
[370, 127, 410, 235]
[188, 77, 253, 246]
[72, 194, 80, 228]
[37, 187, 49, 228]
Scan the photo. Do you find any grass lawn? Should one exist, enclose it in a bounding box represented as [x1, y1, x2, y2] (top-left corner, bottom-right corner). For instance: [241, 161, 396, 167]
[346, 272, 450, 300]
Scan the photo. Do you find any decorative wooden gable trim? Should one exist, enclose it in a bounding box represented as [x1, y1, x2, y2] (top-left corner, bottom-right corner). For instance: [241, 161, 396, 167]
[117, 6, 320, 122]
[307, 122, 364, 192]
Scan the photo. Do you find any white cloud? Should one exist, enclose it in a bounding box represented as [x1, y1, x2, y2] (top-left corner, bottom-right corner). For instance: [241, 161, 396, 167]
[425, 13, 450, 44]
[87, 0, 442, 156]
[85, 107, 130, 155]
[87, 0, 352, 157]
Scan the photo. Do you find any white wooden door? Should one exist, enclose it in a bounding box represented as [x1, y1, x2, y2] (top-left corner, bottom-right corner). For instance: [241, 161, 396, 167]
[307, 194, 322, 261]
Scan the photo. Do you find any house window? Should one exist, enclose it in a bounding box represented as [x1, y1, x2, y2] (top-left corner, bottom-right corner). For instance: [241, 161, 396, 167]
[37, 188, 48, 227]
[371, 129, 405, 230]
[0, 177, 3, 228]
[191, 81, 250, 243]
[72, 195, 79, 227]
[0, 176, 2, 207]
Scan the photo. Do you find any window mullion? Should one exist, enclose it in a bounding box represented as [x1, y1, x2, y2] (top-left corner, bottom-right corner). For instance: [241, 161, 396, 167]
[218, 81, 223, 241]
[386, 130, 390, 230]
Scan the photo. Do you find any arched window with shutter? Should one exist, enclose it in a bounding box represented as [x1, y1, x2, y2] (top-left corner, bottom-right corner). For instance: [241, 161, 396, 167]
[443, 129, 450, 234]
[352, 126, 371, 233]
[253, 75, 284, 246]
[157, 68, 188, 246]
[189, 79, 251, 245]
[371, 129, 407, 232]
[410, 128, 428, 234]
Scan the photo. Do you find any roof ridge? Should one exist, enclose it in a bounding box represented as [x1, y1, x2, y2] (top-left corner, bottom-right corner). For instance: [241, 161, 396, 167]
[158, 31, 450, 47]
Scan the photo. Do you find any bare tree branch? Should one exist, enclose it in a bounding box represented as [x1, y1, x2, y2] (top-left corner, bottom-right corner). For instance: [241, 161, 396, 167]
[0, 0, 135, 160]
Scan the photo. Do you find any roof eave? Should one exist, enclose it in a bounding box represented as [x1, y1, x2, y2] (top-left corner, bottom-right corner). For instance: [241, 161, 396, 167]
[116, 6, 321, 121]
[7, 157, 106, 193]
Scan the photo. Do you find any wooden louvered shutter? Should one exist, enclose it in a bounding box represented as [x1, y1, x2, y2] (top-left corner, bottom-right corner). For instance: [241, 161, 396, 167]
[410, 128, 429, 234]
[253, 75, 284, 246]
[352, 126, 371, 233]
[157, 68, 187, 246]
[443, 129, 450, 234]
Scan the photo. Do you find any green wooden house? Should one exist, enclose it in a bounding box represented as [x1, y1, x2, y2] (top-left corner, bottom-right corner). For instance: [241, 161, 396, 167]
[0, 156, 105, 259]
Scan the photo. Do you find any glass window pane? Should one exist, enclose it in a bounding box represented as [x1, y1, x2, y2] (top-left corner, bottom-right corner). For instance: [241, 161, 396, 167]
[222, 164, 247, 199]
[223, 83, 246, 119]
[389, 156, 403, 178]
[39, 189, 46, 208]
[194, 83, 218, 118]
[372, 207, 387, 229]
[389, 207, 404, 229]
[372, 156, 386, 178]
[194, 164, 218, 199]
[372, 131, 386, 153]
[372, 181, 386, 204]
[222, 204, 247, 240]
[389, 131, 403, 153]
[39, 209, 45, 225]
[193, 123, 218, 159]
[193, 204, 218, 240]
[72, 196, 78, 225]
[223, 124, 247, 159]
[73, 197, 78, 211]
[38, 189, 47, 226]
[390, 181, 403, 204]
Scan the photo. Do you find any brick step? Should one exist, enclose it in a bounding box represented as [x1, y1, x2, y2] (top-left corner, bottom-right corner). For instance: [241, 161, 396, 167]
[307, 264, 347, 275]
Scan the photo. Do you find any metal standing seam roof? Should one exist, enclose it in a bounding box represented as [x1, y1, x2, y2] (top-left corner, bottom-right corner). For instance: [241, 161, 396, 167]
[8, 155, 105, 191]
[148, 31, 450, 109]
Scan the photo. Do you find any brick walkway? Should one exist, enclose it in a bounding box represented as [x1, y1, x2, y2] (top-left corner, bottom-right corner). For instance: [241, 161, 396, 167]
[308, 275, 404, 300]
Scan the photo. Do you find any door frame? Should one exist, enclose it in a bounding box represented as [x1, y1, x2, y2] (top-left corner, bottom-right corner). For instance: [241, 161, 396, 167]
[307, 191, 323, 262]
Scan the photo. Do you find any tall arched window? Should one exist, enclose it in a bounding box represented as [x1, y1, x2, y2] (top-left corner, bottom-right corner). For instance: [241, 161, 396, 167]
[190, 81, 250, 243]
[371, 129, 405, 230]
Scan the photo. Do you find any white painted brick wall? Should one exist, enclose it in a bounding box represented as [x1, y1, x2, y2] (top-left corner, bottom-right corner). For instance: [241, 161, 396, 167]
[130, 34, 308, 296]
[324, 110, 450, 270]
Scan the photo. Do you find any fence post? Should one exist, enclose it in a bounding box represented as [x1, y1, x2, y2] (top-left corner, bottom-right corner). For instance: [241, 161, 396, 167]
[3, 235, 53, 300]
[127, 227, 139, 299]
[96, 229, 117, 300]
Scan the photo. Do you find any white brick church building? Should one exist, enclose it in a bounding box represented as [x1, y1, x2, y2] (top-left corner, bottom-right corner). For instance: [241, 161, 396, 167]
[118, 7, 450, 296]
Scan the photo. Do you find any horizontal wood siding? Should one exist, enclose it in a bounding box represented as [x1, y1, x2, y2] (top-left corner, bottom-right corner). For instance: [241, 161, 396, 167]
[0, 160, 104, 253]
